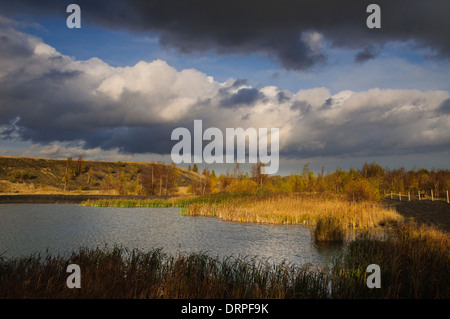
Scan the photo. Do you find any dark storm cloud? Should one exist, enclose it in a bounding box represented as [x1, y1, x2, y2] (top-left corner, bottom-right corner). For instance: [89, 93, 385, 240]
[355, 45, 379, 63]
[84, 125, 182, 154]
[220, 88, 264, 108]
[0, 34, 34, 58]
[1, 15, 449, 162]
[1, 0, 450, 70]
[15, 124, 179, 155]
[438, 99, 450, 115]
[322, 98, 333, 109]
[277, 91, 291, 104]
[231, 79, 250, 88]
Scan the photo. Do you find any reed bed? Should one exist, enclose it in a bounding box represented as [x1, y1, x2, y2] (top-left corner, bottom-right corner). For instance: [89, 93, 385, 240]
[81, 197, 193, 208]
[82, 193, 402, 242]
[182, 194, 402, 231]
[330, 222, 450, 298]
[0, 246, 330, 299]
[313, 216, 346, 243]
[1, 222, 448, 298]
[80, 192, 255, 208]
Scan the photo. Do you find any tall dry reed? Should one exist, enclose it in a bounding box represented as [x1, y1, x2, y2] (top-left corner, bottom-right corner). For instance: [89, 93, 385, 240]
[330, 222, 450, 298]
[182, 194, 402, 231]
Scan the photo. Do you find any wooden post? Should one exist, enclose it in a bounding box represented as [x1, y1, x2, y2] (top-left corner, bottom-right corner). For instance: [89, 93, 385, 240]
[399, 193, 401, 201]
[390, 192, 393, 199]
[431, 189, 434, 201]
[408, 191, 410, 202]
[418, 190, 420, 200]
[447, 190, 449, 204]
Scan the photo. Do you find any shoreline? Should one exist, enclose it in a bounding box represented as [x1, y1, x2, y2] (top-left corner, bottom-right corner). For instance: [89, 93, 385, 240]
[0, 194, 175, 204]
[1, 194, 449, 233]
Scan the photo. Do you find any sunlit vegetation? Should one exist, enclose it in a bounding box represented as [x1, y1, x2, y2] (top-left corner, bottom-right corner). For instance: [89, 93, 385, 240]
[0, 156, 200, 195]
[80, 192, 249, 208]
[2, 155, 448, 201]
[186, 161, 450, 202]
[180, 193, 402, 231]
[313, 216, 345, 243]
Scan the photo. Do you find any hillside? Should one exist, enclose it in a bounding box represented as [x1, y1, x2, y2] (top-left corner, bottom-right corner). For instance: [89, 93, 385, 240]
[0, 156, 203, 195]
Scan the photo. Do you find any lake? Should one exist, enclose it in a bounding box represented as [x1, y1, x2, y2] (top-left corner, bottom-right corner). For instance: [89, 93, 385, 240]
[0, 204, 343, 266]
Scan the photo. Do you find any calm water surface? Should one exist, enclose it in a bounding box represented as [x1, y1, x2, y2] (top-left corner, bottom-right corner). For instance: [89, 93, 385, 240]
[0, 204, 343, 266]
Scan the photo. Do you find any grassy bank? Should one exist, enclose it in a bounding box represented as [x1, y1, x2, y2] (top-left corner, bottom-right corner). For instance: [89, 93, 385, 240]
[0, 222, 447, 299]
[0, 155, 202, 195]
[80, 192, 252, 208]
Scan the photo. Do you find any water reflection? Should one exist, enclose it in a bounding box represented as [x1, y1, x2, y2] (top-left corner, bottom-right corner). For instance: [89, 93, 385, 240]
[0, 204, 344, 267]
[313, 242, 345, 263]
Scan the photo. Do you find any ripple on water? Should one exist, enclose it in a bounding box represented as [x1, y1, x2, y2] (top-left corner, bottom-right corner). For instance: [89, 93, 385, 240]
[0, 204, 344, 266]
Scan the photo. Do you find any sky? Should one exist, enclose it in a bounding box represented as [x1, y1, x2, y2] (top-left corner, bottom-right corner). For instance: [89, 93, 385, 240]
[0, 0, 449, 175]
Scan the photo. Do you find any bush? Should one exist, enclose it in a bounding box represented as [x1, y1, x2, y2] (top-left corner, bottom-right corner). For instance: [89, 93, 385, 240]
[344, 178, 380, 202]
[0, 181, 9, 193]
[225, 178, 258, 193]
[11, 169, 36, 181]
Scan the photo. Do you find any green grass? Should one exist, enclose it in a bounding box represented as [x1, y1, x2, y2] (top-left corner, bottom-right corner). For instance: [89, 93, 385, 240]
[80, 192, 258, 208]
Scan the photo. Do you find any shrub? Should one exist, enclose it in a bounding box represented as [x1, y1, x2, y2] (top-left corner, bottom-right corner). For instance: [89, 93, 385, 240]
[344, 178, 380, 202]
[11, 169, 36, 181]
[225, 178, 258, 193]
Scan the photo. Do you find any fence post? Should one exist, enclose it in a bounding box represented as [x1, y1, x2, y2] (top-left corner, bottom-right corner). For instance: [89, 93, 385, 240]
[431, 189, 434, 201]
[447, 190, 449, 204]
[418, 190, 420, 200]
[408, 191, 410, 202]
[399, 192, 401, 201]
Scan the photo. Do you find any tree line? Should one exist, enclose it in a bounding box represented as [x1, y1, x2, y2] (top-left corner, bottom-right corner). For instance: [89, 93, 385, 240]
[187, 161, 450, 202]
[61, 156, 449, 201]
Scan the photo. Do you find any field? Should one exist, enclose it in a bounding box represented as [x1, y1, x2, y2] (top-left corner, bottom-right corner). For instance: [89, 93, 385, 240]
[385, 198, 450, 233]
